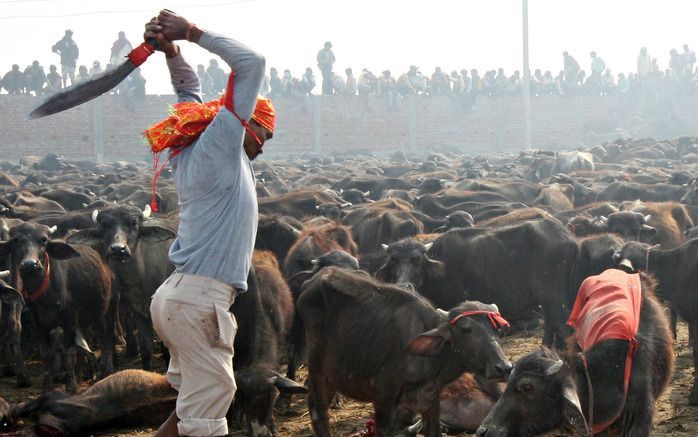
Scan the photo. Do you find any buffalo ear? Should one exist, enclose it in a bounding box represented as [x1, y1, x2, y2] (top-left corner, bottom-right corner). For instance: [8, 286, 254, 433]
[272, 373, 308, 395]
[66, 229, 102, 246]
[562, 383, 589, 436]
[406, 325, 451, 357]
[47, 241, 80, 259]
[140, 224, 176, 243]
[0, 280, 24, 306]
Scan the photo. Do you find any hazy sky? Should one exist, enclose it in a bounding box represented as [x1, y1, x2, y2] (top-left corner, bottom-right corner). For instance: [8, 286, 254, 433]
[1, 0, 696, 94]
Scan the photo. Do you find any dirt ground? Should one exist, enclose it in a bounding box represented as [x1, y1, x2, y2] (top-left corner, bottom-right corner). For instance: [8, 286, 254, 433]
[1, 322, 696, 437]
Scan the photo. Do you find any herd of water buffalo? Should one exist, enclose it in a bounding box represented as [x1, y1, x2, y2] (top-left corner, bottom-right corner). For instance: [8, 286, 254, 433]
[1, 136, 698, 436]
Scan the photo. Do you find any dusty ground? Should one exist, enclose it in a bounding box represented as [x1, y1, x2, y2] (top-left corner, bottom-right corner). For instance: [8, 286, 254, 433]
[1, 322, 696, 437]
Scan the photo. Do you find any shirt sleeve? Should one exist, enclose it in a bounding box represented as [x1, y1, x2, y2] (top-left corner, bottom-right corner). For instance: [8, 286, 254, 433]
[197, 31, 265, 122]
[167, 51, 202, 103]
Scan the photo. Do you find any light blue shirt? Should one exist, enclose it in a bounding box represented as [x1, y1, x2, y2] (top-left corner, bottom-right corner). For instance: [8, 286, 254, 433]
[166, 31, 265, 291]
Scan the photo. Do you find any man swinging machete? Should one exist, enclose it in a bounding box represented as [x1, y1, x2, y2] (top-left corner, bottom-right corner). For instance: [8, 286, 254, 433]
[142, 9, 274, 437]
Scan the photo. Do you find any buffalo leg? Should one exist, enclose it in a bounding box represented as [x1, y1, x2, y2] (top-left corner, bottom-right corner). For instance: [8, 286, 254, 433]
[135, 313, 154, 371]
[420, 404, 442, 437]
[65, 346, 78, 394]
[307, 376, 334, 437]
[40, 337, 55, 393]
[689, 332, 698, 405]
[8, 304, 30, 387]
[373, 393, 402, 437]
[120, 301, 139, 357]
[625, 388, 653, 437]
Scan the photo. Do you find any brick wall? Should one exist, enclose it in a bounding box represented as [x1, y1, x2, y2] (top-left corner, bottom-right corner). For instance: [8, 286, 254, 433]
[2, 93, 697, 161]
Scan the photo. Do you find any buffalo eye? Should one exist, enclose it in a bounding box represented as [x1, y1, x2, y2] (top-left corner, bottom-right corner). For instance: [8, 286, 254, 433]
[457, 322, 472, 333]
[40, 236, 48, 245]
[516, 381, 534, 393]
[0, 418, 9, 431]
[130, 219, 139, 227]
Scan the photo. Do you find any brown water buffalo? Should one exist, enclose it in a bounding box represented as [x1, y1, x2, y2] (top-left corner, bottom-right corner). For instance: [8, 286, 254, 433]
[283, 222, 357, 280]
[595, 181, 685, 202]
[0, 222, 116, 393]
[477, 271, 673, 437]
[297, 266, 512, 437]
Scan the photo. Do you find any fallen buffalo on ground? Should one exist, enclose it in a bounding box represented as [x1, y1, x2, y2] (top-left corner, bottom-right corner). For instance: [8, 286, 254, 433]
[1, 369, 176, 437]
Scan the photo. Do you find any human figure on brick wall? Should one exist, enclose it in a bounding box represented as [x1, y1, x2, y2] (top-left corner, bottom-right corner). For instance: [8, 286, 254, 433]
[110, 31, 134, 66]
[378, 70, 398, 109]
[2, 64, 24, 95]
[46, 65, 63, 93]
[142, 9, 274, 437]
[637, 47, 652, 79]
[52, 29, 79, 87]
[358, 68, 377, 95]
[397, 65, 419, 96]
[207, 59, 227, 93]
[74, 65, 90, 84]
[196, 64, 214, 97]
[430, 66, 449, 95]
[317, 41, 335, 95]
[24, 61, 46, 96]
[269, 67, 282, 98]
[281, 69, 293, 96]
[301, 67, 316, 95]
[562, 51, 580, 94]
[345, 67, 357, 96]
[90, 60, 103, 75]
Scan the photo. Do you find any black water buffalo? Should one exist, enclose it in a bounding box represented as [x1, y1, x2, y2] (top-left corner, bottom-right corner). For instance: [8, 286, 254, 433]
[4, 370, 176, 436]
[428, 218, 578, 347]
[613, 239, 698, 404]
[477, 271, 673, 437]
[66, 204, 176, 370]
[0, 222, 116, 393]
[230, 251, 306, 437]
[297, 267, 512, 437]
[255, 214, 302, 267]
[342, 207, 422, 255]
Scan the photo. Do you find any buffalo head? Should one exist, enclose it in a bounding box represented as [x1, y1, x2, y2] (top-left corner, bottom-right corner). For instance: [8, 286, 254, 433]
[476, 348, 589, 437]
[377, 238, 445, 292]
[407, 301, 513, 381]
[66, 204, 175, 261]
[606, 211, 656, 242]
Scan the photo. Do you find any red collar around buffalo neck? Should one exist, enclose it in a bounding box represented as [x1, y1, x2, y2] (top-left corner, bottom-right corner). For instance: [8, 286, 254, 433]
[448, 310, 510, 331]
[21, 252, 51, 303]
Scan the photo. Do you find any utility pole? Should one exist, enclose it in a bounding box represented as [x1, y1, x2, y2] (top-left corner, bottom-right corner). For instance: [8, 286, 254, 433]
[522, 0, 532, 150]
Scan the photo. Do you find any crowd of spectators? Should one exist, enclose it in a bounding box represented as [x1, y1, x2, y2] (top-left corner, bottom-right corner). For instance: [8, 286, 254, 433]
[3, 34, 698, 111]
[262, 44, 698, 103]
[1, 29, 145, 100]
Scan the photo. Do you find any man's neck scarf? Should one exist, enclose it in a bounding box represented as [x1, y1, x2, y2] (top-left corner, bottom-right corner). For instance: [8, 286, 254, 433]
[143, 72, 275, 211]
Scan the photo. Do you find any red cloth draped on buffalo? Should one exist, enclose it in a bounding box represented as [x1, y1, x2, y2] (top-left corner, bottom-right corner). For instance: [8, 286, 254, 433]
[567, 268, 641, 434]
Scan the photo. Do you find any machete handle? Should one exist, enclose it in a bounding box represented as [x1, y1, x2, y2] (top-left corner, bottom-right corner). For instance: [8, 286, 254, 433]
[128, 39, 158, 67]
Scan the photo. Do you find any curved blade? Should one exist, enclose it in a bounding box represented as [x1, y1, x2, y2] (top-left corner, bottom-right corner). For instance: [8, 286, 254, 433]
[29, 60, 136, 119]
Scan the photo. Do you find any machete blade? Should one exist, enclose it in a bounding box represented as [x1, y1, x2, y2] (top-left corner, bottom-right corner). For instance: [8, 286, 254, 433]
[28, 61, 136, 119]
